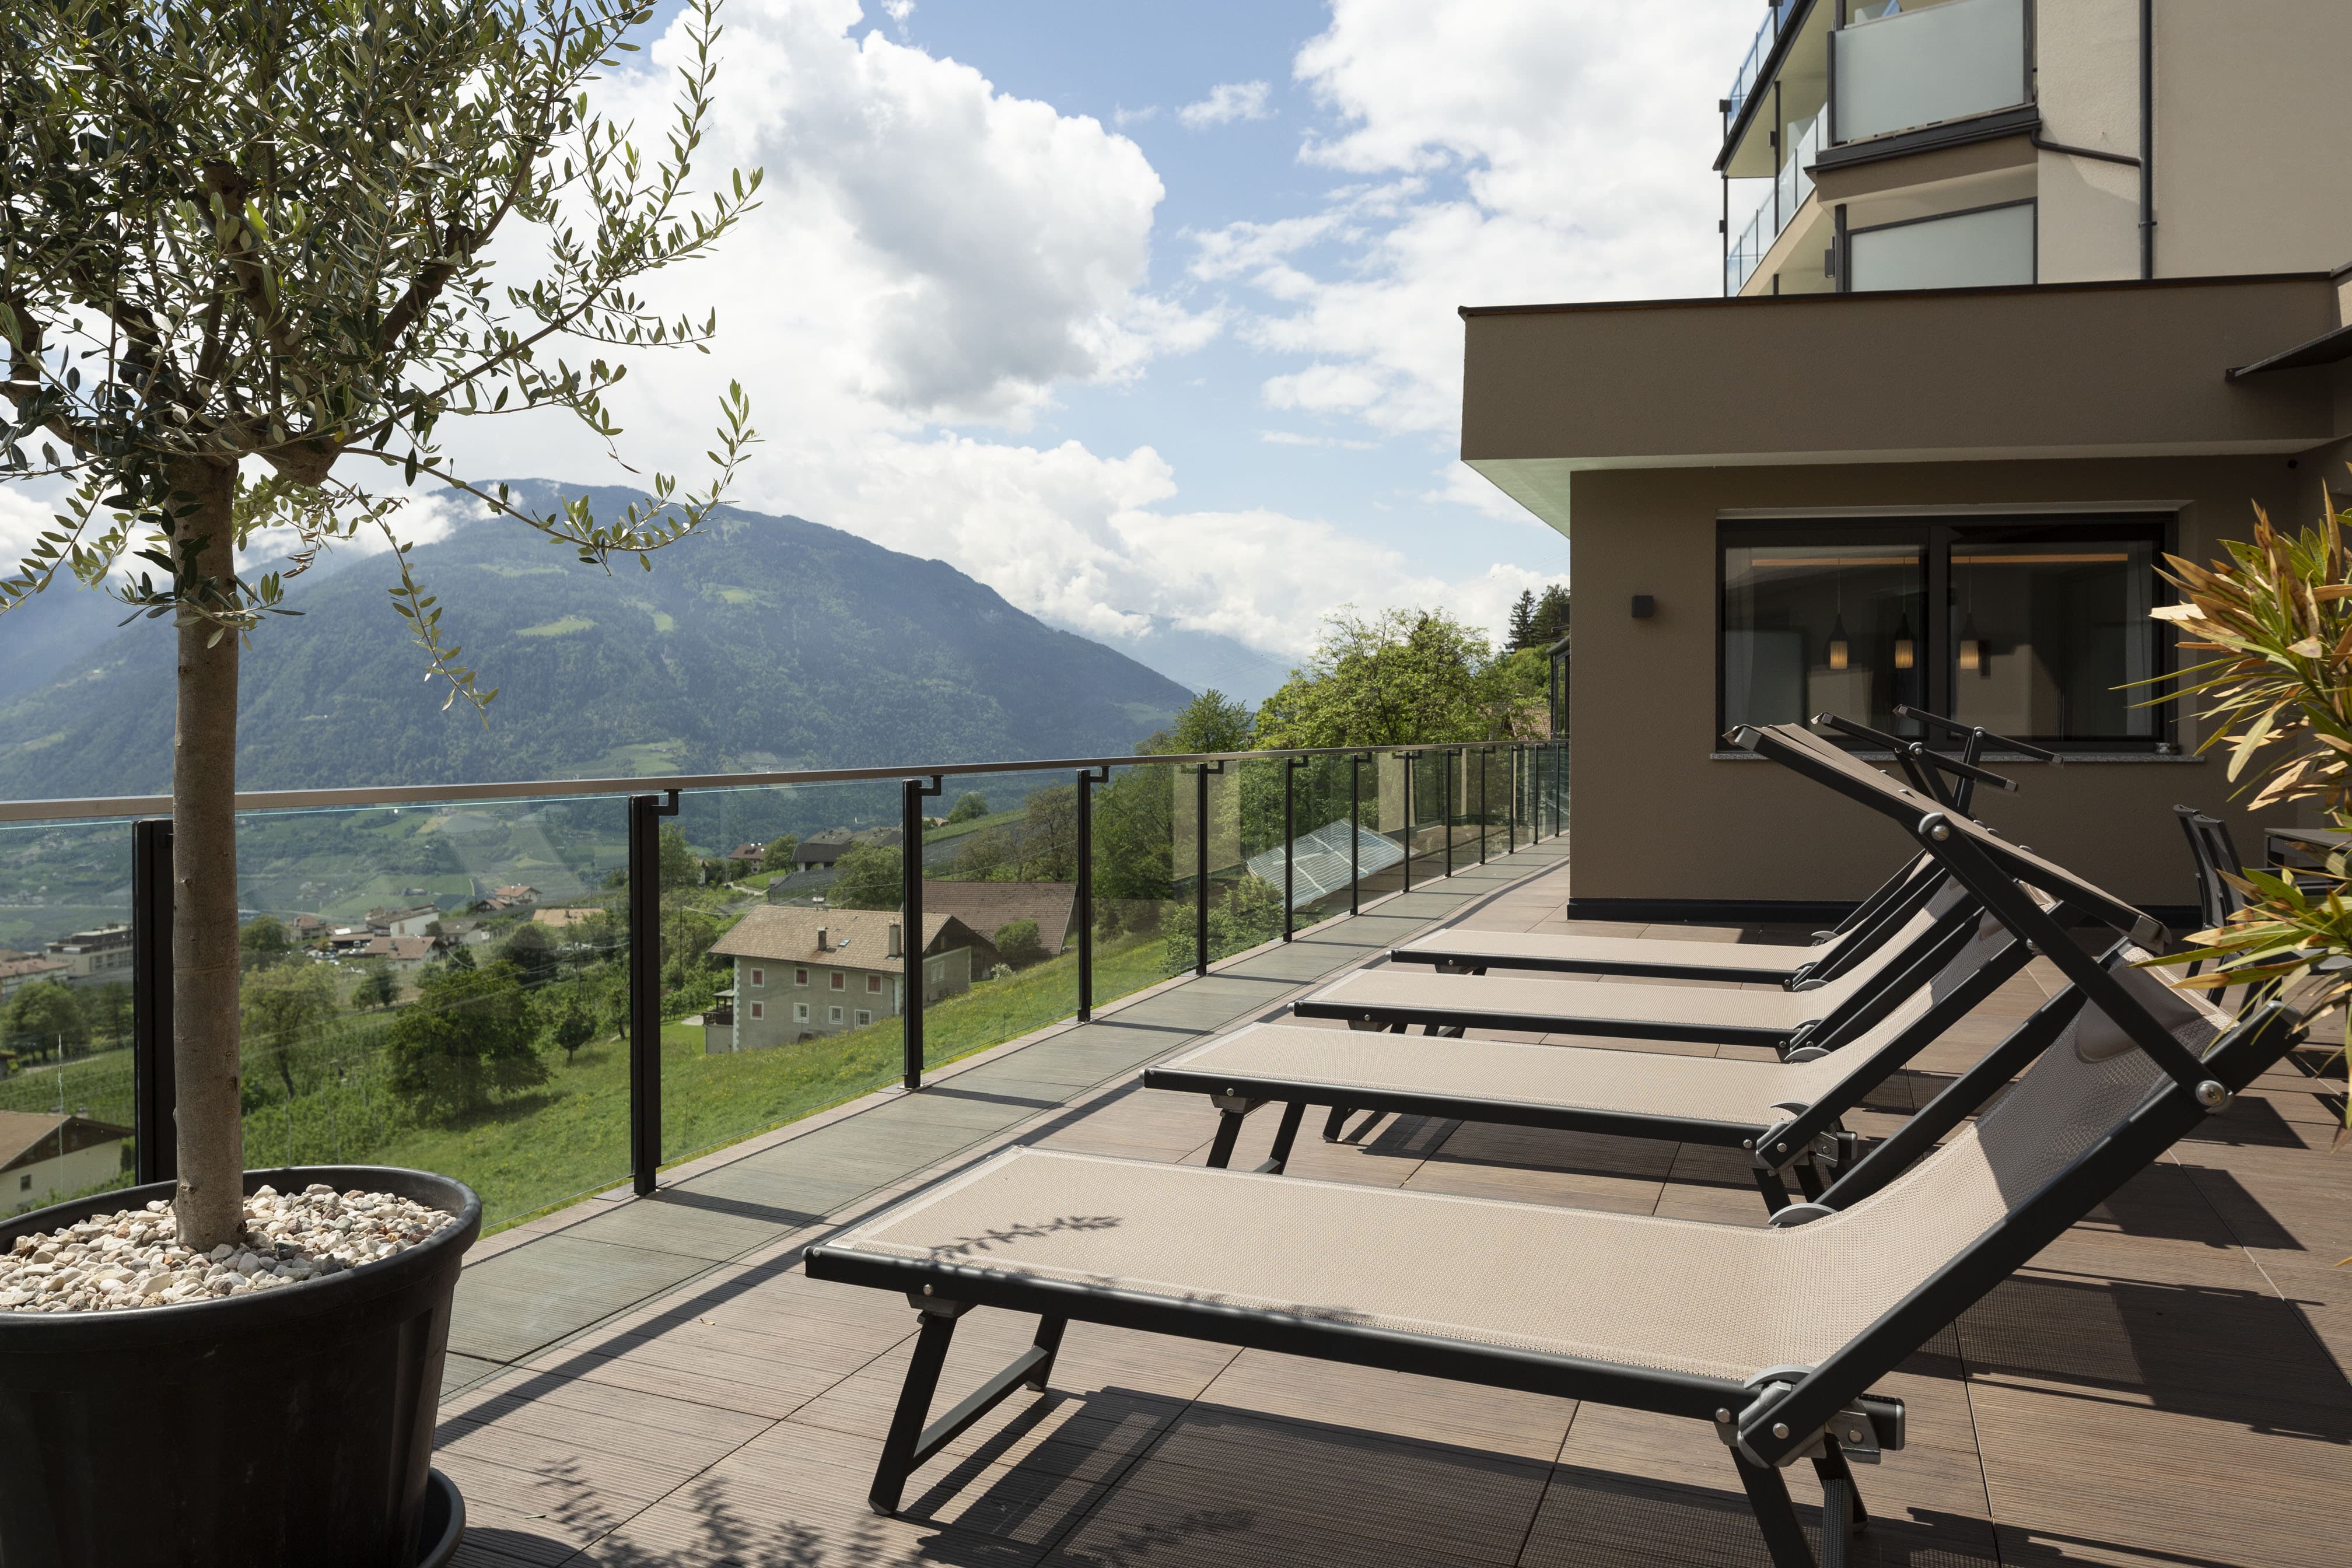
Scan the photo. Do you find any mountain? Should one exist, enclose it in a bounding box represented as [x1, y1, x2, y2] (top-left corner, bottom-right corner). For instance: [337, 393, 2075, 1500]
[1059, 615, 1296, 708]
[0, 483, 1192, 798]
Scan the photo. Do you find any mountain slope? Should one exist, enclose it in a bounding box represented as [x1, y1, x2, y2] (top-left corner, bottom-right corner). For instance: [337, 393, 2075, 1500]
[0, 483, 1190, 797]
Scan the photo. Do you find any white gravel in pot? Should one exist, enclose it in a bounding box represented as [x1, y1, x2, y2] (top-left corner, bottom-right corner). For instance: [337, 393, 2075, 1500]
[0, 1184, 457, 1313]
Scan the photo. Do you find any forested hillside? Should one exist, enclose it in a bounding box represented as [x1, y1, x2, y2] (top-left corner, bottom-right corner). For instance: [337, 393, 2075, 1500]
[0, 483, 1190, 797]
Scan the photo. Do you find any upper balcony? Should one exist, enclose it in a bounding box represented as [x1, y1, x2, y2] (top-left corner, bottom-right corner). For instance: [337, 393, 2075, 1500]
[1720, 0, 2034, 296]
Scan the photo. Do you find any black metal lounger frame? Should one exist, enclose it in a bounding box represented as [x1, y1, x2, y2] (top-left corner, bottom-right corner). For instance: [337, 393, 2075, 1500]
[804, 720, 2295, 1567]
[1150, 911, 2111, 1213]
[1295, 884, 1990, 1052]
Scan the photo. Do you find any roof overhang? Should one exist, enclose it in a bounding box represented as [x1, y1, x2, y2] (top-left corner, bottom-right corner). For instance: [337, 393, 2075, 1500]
[1459, 274, 2348, 537]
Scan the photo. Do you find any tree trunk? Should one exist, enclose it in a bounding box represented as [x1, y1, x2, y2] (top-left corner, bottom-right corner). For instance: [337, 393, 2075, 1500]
[171, 458, 246, 1251]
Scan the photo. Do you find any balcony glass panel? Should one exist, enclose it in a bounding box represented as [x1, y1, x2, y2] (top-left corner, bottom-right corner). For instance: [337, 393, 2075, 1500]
[233, 794, 632, 1229]
[1726, 0, 1798, 127]
[1848, 202, 2034, 292]
[1363, 753, 1410, 901]
[1203, 761, 1284, 965]
[1831, 0, 2027, 144]
[0, 821, 135, 1213]
[663, 779, 904, 1171]
[1088, 764, 1184, 1007]
[1725, 110, 1824, 295]
[1284, 754, 1382, 928]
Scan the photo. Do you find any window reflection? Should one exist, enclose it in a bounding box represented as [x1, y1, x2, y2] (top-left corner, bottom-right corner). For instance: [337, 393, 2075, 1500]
[1948, 538, 2157, 741]
[1723, 542, 1926, 736]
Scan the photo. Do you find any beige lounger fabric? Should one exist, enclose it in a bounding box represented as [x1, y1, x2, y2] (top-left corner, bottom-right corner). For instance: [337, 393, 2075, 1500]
[1169, 912, 2011, 1125]
[1166, 1023, 1855, 1125]
[1314, 887, 1971, 1031]
[828, 964, 2224, 1386]
[1399, 928, 1831, 974]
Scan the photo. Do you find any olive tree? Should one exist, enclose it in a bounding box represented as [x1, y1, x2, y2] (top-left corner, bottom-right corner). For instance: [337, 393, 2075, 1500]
[0, 0, 760, 1247]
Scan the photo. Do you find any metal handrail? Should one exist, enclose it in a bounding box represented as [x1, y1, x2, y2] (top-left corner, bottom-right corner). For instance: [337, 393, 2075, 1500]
[0, 740, 1522, 825]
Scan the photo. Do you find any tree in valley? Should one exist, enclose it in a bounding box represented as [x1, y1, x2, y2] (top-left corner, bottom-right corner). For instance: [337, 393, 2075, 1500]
[238, 915, 290, 970]
[543, 986, 597, 1068]
[85, 982, 134, 1049]
[239, 962, 338, 1102]
[1138, 689, 1253, 755]
[658, 826, 701, 892]
[1530, 586, 1571, 648]
[827, 843, 902, 910]
[992, 919, 1047, 968]
[383, 960, 548, 1122]
[0, 0, 760, 1247]
[351, 961, 401, 1012]
[497, 921, 559, 988]
[1017, 785, 1078, 881]
[760, 834, 799, 873]
[946, 792, 991, 824]
[0, 980, 89, 1060]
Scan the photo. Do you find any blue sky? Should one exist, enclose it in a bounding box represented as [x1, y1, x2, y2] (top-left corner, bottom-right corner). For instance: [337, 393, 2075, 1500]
[1, 1, 1756, 695]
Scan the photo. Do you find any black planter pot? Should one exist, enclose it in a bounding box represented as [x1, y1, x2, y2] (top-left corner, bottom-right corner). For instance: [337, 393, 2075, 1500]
[0, 1165, 481, 1568]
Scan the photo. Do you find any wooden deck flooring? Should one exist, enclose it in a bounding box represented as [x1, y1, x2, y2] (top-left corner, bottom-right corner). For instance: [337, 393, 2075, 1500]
[435, 848, 2352, 1568]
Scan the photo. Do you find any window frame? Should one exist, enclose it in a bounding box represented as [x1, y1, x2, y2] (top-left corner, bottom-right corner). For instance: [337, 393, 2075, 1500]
[748, 1001, 763, 1020]
[828, 1005, 844, 1024]
[748, 967, 764, 988]
[793, 967, 808, 986]
[793, 1002, 809, 1023]
[1716, 512, 2175, 751]
[854, 1009, 872, 1027]
[866, 973, 882, 995]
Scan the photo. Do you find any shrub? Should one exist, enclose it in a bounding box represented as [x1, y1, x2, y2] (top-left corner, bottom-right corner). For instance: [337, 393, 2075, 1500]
[993, 919, 1048, 968]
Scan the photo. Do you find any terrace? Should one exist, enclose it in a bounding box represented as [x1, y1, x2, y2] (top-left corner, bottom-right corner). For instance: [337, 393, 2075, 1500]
[4, 744, 2348, 1567]
[426, 855, 2346, 1567]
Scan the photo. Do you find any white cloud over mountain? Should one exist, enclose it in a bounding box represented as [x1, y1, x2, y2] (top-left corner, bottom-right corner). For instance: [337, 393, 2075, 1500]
[441, 0, 1587, 664]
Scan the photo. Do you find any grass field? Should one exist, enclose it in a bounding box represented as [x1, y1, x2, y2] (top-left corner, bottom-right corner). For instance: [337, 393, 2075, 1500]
[3, 927, 1181, 1231]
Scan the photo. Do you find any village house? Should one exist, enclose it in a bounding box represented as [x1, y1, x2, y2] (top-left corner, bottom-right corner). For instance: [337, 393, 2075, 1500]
[705, 907, 979, 1053]
[40, 925, 132, 985]
[917, 882, 1076, 964]
[791, 828, 855, 872]
[0, 956, 71, 999]
[0, 1111, 131, 1214]
[356, 935, 440, 971]
[366, 904, 440, 939]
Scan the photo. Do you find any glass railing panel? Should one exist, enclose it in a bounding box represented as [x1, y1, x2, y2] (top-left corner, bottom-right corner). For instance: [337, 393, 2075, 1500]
[1847, 202, 2034, 292]
[663, 778, 904, 1170]
[0, 819, 136, 1214]
[1405, 751, 1452, 885]
[1725, 0, 1796, 127]
[1208, 760, 1286, 964]
[1090, 762, 1184, 1008]
[1290, 753, 1372, 929]
[1831, 0, 2026, 145]
[231, 794, 629, 1231]
[909, 767, 1077, 1069]
[1357, 754, 1407, 903]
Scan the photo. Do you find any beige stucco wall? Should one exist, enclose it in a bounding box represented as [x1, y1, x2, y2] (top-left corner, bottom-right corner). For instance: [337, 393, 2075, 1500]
[2154, 1, 2352, 279]
[1564, 453, 2325, 910]
[6, 1141, 124, 1216]
[2031, 0, 2138, 284]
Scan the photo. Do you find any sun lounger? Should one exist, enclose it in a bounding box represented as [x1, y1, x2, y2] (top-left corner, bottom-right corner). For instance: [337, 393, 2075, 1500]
[1294, 879, 1977, 1052]
[1146, 914, 2104, 1212]
[803, 726, 2294, 1567]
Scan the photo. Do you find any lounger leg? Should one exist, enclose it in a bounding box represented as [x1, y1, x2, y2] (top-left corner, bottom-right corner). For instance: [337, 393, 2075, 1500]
[1732, 1451, 1818, 1568]
[1206, 1108, 1250, 1169]
[872, 1303, 1067, 1518]
[1256, 1101, 1307, 1174]
[872, 1306, 962, 1517]
[1752, 1167, 1796, 1214]
[1811, 1440, 1870, 1534]
[1322, 1104, 1352, 1142]
[1791, 1161, 1826, 1202]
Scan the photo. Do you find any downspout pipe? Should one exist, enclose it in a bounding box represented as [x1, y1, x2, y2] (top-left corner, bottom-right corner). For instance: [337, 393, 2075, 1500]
[2138, 0, 2154, 279]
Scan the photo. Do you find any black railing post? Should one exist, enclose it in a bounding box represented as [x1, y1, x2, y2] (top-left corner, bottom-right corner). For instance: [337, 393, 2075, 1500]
[1074, 765, 1108, 1021]
[1194, 761, 1223, 977]
[1441, 750, 1454, 880]
[1478, 746, 1490, 864]
[131, 817, 175, 1186]
[1282, 756, 1305, 941]
[1349, 752, 1364, 915]
[627, 789, 680, 1196]
[901, 775, 944, 1088]
[1398, 751, 1415, 892]
[1507, 745, 1518, 854]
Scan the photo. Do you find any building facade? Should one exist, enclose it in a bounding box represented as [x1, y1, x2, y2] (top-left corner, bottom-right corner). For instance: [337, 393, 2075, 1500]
[1464, 0, 2352, 915]
[707, 906, 977, 1052]
[0, 1112, 131, 1215]
[42, 925, 132, 984]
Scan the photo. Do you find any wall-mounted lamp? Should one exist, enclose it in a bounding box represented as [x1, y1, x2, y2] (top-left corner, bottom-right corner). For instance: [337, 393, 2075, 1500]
[1630, 594, 1655, 620]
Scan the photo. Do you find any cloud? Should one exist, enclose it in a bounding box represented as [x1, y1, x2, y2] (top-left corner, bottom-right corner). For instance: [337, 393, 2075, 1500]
[1259, 430, 1377, 450]
[431, 0, 1568, 671]
[1189, 0, 1752, 436]
[1112, 105, 1159, 127]
[1177, 80, 1272, 129]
